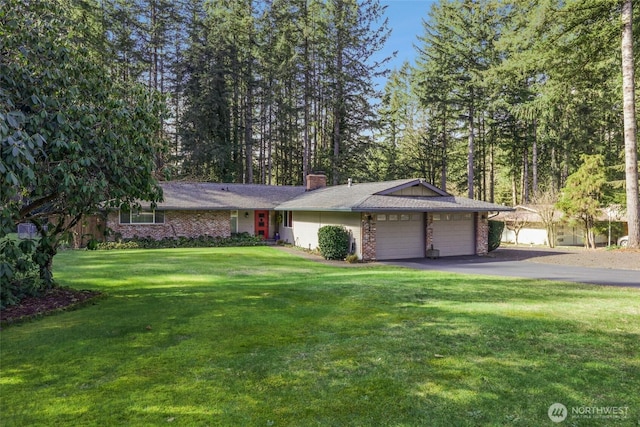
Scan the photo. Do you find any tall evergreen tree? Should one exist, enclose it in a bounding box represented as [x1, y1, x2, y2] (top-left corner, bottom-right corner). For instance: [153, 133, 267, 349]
[413, 0, 505, 199]
[621, 0, 639, 248]
[322, 0, 391, 184]
[505, 0, 638, 245]
[376, 67, 410, 181]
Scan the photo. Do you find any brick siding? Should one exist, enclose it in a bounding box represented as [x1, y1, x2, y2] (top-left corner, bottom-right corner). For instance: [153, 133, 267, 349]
[361, 213, 376, 261]
[475, 213, 489, 255]
[106, 210, 230, 240]
[425, 213, 434, 251]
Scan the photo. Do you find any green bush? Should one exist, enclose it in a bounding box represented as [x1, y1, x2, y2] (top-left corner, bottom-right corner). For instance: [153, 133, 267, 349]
[96, 241, 140, 250]
[95, 233, 267, 250]
[318, 225, 350, 260]
[488, 220, 504, 252]
[345, 254, 360, 264]
[0, 237, 42, 309]
[86, 237, 99, 250]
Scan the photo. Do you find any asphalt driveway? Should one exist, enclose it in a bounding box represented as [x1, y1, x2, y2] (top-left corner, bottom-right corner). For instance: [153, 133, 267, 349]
[383, 252, 640, 288]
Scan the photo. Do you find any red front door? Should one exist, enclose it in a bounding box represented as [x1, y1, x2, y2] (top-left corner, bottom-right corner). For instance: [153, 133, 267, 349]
[254, 210, 269, 239]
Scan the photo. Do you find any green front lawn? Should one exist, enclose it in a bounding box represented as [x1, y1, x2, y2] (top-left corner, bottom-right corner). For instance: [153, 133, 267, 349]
[1, 247, 638, 426]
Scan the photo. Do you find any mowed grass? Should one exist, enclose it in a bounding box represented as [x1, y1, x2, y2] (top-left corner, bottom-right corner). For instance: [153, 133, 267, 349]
[1, 247, 639, 426]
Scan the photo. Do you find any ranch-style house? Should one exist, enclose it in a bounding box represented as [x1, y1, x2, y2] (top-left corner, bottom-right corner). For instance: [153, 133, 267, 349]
[106, 174, 513, 261]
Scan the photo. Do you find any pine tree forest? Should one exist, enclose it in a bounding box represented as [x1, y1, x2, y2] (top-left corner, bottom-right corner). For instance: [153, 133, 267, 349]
[67, 0, 638, 226]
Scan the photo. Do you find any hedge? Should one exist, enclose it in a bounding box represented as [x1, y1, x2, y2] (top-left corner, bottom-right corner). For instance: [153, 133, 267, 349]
[488, 220, 504, 252]
[95, 233, 267, 250]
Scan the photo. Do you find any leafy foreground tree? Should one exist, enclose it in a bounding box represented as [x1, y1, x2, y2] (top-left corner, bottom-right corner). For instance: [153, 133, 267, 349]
[0, 0, 167, 295]
[556, 155, 607, 249]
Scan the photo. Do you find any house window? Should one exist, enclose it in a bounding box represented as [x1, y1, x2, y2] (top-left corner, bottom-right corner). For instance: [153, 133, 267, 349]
[120, 209, 164, 224]
[376, 214, 386, 221]
[231, 210, 238, 233]
[283, 211, 293, 228]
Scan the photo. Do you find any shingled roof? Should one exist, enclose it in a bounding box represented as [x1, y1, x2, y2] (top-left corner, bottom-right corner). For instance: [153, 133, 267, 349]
[276, 178, 513, 212]
[148, 182, 305, 210]
[140, 179, 512, 213]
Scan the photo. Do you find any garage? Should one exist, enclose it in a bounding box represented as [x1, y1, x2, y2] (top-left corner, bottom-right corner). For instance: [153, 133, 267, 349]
[277, 177, 514, 261]
[431, 212, 475, 256]
[375, 212, 424, 259]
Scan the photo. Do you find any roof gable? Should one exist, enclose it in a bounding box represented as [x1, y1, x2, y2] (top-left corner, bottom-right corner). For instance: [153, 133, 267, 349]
[377, 180, 450, 197]
[277, 178, 512, 212]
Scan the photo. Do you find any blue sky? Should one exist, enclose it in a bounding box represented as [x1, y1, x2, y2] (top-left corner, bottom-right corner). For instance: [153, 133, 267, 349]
[373, 0, 435, 89]
[380, 0, 434, 70]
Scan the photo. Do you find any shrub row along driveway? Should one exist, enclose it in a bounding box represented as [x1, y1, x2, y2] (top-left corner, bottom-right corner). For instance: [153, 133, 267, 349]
[384, 246, 640, 287]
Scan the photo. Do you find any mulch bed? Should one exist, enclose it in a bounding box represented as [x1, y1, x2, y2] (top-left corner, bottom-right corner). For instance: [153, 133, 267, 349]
[0, 287, 103, 327]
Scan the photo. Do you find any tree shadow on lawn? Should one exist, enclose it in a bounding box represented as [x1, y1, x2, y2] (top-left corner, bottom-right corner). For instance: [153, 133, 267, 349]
[2, 269, 639, 426]
[147, 307, 635, 426]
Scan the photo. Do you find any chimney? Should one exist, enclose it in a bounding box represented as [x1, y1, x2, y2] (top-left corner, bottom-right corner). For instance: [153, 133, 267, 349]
[306, 173, 327, 191]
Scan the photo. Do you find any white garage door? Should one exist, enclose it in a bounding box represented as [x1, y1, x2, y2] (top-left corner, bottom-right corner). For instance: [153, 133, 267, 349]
[375, 213, 424, 260]
[431, 213, 475, 256]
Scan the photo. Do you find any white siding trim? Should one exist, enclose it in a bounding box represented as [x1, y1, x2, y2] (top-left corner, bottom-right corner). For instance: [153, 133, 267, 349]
[237, 210, 254, 234]
[290, 212, 362, 258]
